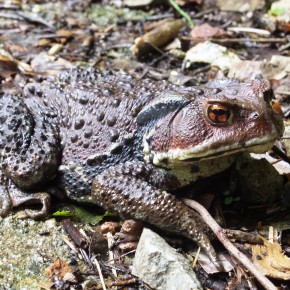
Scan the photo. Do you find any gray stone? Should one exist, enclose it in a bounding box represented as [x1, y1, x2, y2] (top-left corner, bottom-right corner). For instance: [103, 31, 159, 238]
[132, 228, 202, 290]
[235, 157, 283, 204]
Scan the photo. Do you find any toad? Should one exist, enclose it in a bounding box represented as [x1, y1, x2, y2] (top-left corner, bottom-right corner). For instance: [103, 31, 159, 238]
[0, 68, 283, 260]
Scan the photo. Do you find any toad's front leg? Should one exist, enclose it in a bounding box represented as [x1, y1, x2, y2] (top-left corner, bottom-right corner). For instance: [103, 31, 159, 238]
[92, 161, 216, 261]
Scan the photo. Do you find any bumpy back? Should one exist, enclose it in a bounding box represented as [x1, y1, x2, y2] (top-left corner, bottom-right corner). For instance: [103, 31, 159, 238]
[23, 69, 181, 165]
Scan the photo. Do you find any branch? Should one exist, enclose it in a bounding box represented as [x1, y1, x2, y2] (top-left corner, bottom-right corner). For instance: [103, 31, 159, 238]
[182, 198, 277, 290]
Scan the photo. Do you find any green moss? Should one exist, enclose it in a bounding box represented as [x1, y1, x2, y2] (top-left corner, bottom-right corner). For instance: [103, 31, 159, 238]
[87, 4, 151, 26]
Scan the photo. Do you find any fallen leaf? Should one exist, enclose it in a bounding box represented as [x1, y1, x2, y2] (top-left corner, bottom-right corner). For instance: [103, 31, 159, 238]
[182, 40, 240, 71]
[190, 23, 225, 39]
[30, 52, 73, 75]
[263, 55, 290, 80]
[44, 258, 73, 280]
[131, 19, 184, 58]
[252, 236, 290, 279]
[217, 0, 265, 12]
[0, 50, 32, 77]
[228, 60, 263, 80]
[0, 54, 18, 78]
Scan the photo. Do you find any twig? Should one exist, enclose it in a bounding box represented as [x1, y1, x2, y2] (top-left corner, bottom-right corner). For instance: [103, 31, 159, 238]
[225, 229, 263, 244]
[79, 248, 94, 268]
[168, 0, 194, 28]
[118, 249, 136, 258]
[210, 37, 287, 44]
[183, 36, 287, 44]
[107, 232, 117, 277]
[192, 8, 217, 19]
[62, 219, 88, 248]
[190, 64, 211, 76]
[227, 27, 271, 36]
[111, 278, 139, 287]
[92, 256, 107, 290]
[145, 13, 175, 21]
[61, 234, 79, 255]
[182, 198, 277, 290]
[192, 246, 201, 268]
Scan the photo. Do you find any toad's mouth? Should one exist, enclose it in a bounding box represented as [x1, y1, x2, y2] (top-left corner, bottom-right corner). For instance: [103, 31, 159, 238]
[146, 136, 277, 167]
[181, 140, 276, 163]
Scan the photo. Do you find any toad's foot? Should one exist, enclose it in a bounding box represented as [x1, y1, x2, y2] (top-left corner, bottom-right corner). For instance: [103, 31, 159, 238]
[0, 179, 51, 219]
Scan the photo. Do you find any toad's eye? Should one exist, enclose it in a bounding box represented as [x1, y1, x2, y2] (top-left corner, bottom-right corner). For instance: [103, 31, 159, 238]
[206, 104, 232, 125]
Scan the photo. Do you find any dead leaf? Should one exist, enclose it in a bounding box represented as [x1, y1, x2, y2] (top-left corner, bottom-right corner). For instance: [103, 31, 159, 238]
[44, 258, 73, 280]
[252, 236, 290, 279]
[100, 221, 121, 234]
[190, 23, 225, 39]
[217, 0, 265, 12]
[263, 55, 290, 80]
[56, 29, 73, 44]
[30, 52, 73, 75]
[0, 52, 32, 78]
[228, 60, 263, 80]
[0, 54, 18, 78]
[272, 101, 283, 116]
[131, 19, 184, 58]
[182, 41, 240, 71]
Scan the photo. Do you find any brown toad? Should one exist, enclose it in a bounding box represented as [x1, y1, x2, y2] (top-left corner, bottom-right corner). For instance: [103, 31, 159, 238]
[0, 69, 283, 260]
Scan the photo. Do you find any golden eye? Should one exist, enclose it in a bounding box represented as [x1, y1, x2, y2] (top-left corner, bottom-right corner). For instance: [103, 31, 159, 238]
[207, 104, 231, 124]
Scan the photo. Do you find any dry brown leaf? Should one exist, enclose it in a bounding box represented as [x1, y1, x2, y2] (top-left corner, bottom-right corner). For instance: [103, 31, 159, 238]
[44, 258, 73, 280]
[0, 53, 32, 77]
[56, 29, 73, 44]
[131, 19, 184, 58]
[251, 236, 290, 280]
[190, 23, 225, 39]
[0, 54, 18, 78]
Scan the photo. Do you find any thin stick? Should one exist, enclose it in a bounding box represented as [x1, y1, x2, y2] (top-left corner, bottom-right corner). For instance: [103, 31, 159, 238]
[227, 27, 271, 36]
[182, 198, 277, 290]
[92, 256, 107, 290]
[183, 36, 287, 44]
[107, 232, 118, 277]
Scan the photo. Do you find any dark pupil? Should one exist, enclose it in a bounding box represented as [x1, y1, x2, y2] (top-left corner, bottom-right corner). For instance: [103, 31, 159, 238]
[213, 109, 226, 115]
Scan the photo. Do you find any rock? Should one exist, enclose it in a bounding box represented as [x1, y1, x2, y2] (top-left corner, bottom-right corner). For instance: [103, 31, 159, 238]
[132, 228, 202, 290]
[235, 157, 284, 204]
